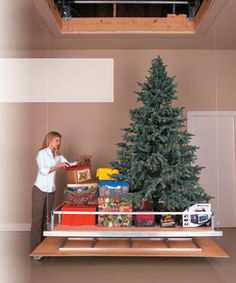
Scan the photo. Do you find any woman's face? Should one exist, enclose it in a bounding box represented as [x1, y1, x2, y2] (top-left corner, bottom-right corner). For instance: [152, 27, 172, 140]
[49, 136, 61, 150]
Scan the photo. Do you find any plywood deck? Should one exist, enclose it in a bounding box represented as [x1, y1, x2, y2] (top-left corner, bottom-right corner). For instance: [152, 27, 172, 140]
[30, 237, 228, 258]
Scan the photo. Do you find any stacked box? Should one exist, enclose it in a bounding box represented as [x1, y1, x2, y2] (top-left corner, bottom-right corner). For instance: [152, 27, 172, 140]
[160, 215, 176, 228]
[182, 203, 212, 227]
[64, 183, 98, 206]
[66, 166, 91, 183]
[134, 209, 155, 227]
[97, 197, 132, 227]
[61, 205, 96, 225]
[98, 180, 129, 197]
[96, 168, 119, 180]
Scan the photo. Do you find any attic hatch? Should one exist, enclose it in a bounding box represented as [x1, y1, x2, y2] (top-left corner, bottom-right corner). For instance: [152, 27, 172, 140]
[48, 0, 214, 33]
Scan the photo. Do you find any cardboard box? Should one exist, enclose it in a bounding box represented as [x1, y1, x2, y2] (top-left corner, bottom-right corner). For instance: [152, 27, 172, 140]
[97, 197, 132, 227]
[61, 205, 96, 225]
[134, 209, 155, 227]
[66, 166, 91, 183]
[182, 203, 212, 227]
[64, 183, 98, 206]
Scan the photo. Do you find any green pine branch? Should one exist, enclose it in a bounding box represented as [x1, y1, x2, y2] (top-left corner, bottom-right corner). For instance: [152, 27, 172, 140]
[111, 56, 213, 211]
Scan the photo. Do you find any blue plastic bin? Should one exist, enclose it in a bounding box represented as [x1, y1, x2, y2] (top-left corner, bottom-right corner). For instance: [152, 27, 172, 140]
[98, 180, 129, 197]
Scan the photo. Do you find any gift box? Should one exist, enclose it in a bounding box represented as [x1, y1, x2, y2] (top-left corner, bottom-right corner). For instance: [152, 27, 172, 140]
[96, 168, 119, 180]
[66, 166, 91, 184]
[134, 209, 155, 227]
[61, 205, 96, 226]
[98, 180, 129, 197]
[64, 183, 98, 206]
[160, 215, 176, 228]
[182, 203, 212, 227]
[97, 197, 132, 227]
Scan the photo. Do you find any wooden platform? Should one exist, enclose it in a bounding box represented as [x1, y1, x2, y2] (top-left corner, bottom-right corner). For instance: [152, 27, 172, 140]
[30, 225, 228, 258]
[30, 237, 228, 257]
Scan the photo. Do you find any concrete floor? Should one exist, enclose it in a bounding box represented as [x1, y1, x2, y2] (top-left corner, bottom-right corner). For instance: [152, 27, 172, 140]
[0, 229, 235, 283]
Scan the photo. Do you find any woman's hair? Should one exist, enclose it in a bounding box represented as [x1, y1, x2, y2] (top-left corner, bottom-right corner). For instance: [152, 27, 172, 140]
[40, 131, 62, 154]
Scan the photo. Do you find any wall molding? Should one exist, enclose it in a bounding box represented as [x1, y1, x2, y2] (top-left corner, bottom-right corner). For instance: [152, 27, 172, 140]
[0, 223, 31, 232]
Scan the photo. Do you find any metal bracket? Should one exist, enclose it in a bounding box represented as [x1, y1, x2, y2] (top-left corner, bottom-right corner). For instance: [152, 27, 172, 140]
[91, 237, 97, 248]
[189, 0, 200, 21]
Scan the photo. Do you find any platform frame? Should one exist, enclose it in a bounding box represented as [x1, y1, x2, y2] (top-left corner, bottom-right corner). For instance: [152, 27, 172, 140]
[29, 202, 228, 258]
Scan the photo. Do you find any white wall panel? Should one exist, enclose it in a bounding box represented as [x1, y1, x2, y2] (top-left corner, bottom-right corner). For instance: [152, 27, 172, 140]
[188, 112, 236, 227]
[0, 58, 114, 102]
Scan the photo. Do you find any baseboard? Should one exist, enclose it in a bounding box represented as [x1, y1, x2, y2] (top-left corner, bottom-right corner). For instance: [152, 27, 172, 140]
[0, 223, 31, 231]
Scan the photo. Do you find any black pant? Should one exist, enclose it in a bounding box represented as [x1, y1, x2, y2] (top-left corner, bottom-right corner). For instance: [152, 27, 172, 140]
[30, 186, 55, 252]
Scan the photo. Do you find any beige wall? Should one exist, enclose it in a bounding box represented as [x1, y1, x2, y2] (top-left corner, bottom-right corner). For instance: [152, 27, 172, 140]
[0, 50, 236, 226]
[0, 1, 236, 228]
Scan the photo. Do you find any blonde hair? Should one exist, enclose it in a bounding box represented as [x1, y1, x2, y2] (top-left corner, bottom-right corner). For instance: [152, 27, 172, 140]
[40, 131, 62, 155]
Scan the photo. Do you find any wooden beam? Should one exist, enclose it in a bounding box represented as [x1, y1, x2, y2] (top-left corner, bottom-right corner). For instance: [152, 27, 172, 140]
[195, 0, 215, 30]
[61, 17, 195, 34]
[48, 0, 62, 30]
[113, 3, 117, 18]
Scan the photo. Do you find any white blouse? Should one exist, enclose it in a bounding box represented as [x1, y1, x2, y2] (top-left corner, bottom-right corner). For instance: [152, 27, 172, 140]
[34, 147, 75, 193]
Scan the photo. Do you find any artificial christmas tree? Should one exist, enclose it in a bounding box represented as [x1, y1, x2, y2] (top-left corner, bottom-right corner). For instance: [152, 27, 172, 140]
[111, 56, 212, 211]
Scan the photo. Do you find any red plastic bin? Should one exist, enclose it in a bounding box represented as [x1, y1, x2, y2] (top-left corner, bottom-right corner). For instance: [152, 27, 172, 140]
[61, 205, 96, 225]
[134, 209, 155, 227]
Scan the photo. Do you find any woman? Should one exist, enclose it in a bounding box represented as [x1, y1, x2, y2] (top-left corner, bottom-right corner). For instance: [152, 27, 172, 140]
[31, 131, 76, 260]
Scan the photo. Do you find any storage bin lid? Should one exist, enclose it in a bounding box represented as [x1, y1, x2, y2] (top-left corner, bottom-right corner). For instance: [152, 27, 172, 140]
[66, 165, 90, 171]
[62, 205, 97, 211]
[98, 180, 129, 187]
[96, 168, 119, 175]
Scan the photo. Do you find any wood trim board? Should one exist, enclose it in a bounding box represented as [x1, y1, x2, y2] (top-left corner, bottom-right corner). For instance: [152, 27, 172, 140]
[60, 16, 195, 34]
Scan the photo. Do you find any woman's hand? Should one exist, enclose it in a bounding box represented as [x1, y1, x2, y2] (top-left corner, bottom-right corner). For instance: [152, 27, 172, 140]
[59, 162, 70, 169]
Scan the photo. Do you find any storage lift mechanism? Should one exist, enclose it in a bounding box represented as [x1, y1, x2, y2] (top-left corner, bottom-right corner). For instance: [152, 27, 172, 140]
[56, 0, 201, 22]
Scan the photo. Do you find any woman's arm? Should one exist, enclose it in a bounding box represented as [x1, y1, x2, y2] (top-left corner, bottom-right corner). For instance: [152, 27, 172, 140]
[48, 162, 69, 173]
[36, 150, 69, 175]
[58, 155, 77, 167]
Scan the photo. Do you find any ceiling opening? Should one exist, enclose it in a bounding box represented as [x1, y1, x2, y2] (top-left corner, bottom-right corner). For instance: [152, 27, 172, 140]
[46, 0, 214, 34]
[54, 0, 203, 19]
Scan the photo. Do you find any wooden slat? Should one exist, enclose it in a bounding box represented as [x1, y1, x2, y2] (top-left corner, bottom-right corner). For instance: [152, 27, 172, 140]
[30, 237, 228, 257]
[63, 239, 92, 249]
[169, 239, 198, 249]
[95, 239, 130, 249]
[132, 239, 168, 249]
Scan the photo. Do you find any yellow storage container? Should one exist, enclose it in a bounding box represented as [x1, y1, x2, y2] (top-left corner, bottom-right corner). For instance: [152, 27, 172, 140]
[96, 168, 119, 180]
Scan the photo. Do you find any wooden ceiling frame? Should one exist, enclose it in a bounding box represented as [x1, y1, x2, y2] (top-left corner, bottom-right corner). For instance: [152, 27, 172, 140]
[48, 0, 214, 34]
